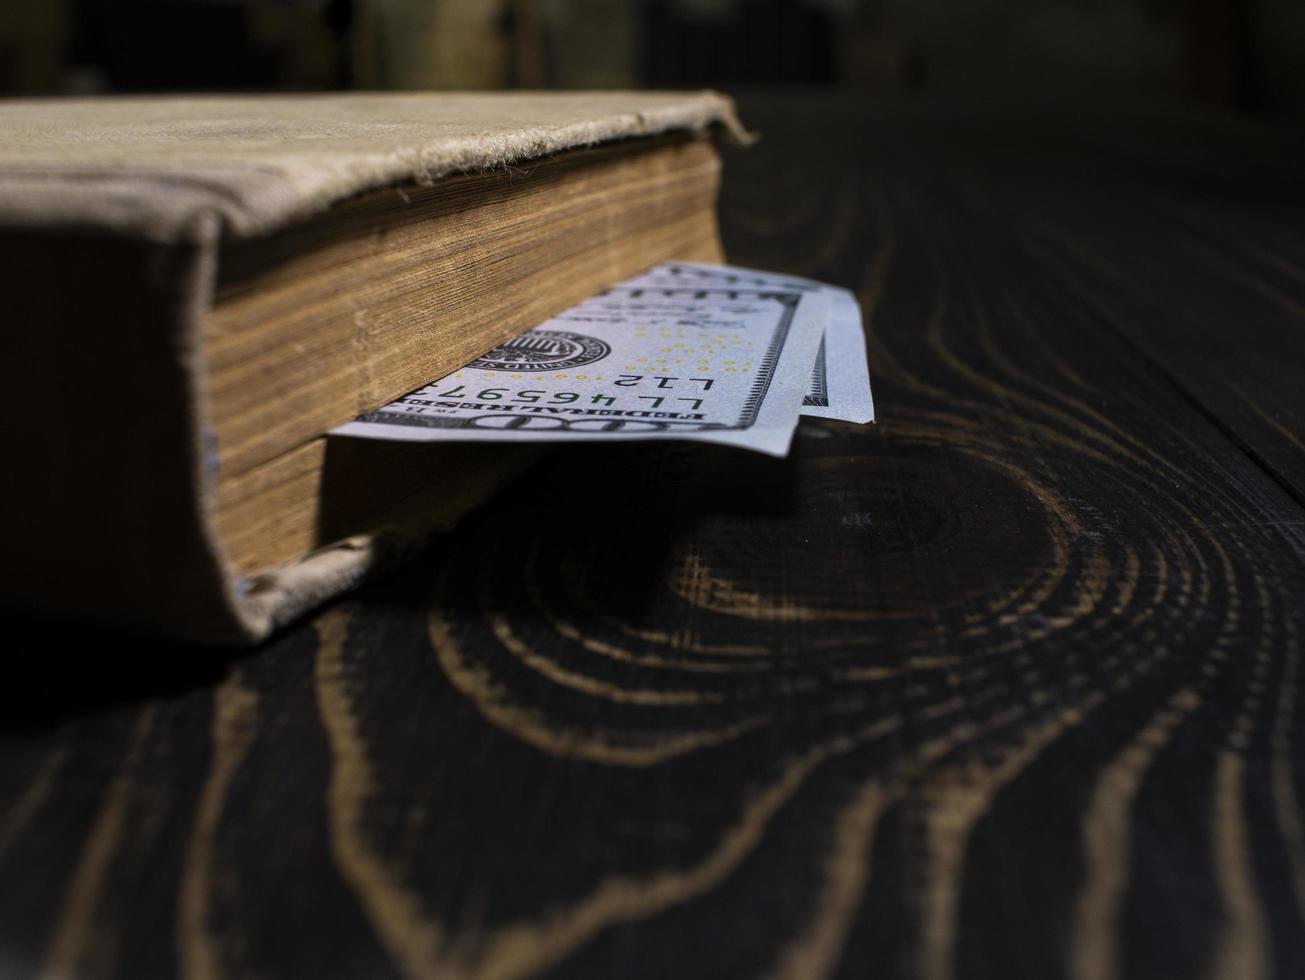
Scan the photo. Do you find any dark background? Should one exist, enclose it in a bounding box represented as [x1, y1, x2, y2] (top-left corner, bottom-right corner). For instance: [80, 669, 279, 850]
[2, 0, 1303, 120]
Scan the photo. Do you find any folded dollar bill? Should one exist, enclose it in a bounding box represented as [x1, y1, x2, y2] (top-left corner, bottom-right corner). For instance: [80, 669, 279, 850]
[625, 262, 875, 425]
[332, 263, 873, 457]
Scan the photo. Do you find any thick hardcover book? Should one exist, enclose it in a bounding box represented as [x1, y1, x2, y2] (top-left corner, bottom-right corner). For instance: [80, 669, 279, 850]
[0, 91, 744, 643]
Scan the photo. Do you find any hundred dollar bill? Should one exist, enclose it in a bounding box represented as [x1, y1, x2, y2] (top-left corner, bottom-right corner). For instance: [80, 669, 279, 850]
[628, 262, 875, 424]
[332, 273, 828, 457]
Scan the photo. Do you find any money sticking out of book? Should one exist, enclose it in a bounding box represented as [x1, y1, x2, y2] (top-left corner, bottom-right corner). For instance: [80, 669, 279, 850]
[333, 262, 874, 458]
[3, 91, 868, 644]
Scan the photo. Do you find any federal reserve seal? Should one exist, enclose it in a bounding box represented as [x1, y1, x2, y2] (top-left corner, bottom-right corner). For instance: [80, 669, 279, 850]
[469, 331, 611, 372]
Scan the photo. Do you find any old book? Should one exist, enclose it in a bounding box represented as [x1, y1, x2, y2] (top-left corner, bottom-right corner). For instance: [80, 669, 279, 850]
[0, 92, 744, 643]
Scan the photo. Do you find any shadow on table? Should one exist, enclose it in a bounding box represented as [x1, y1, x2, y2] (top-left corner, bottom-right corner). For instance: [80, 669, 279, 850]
[0, 441, 804, 733]
[0, 614, 242, 734]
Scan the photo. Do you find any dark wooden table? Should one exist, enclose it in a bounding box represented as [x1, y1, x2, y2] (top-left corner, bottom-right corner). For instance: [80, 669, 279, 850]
[5, 96, 1305, 979]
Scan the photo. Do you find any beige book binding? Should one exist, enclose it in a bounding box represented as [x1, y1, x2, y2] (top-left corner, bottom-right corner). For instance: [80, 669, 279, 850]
[0, 91, 745, 644]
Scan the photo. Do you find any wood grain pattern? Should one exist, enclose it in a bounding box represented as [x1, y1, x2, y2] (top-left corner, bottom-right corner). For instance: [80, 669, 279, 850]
[3, 96, 1305, 979]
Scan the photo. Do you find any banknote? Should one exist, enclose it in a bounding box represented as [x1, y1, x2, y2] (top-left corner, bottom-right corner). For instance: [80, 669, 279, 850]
[333, 273, 829, 457]
[627, 262, 874, 424]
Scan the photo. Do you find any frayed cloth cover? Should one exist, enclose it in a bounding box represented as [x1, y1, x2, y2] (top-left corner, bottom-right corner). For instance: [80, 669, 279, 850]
[0, 91, 745, 241]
